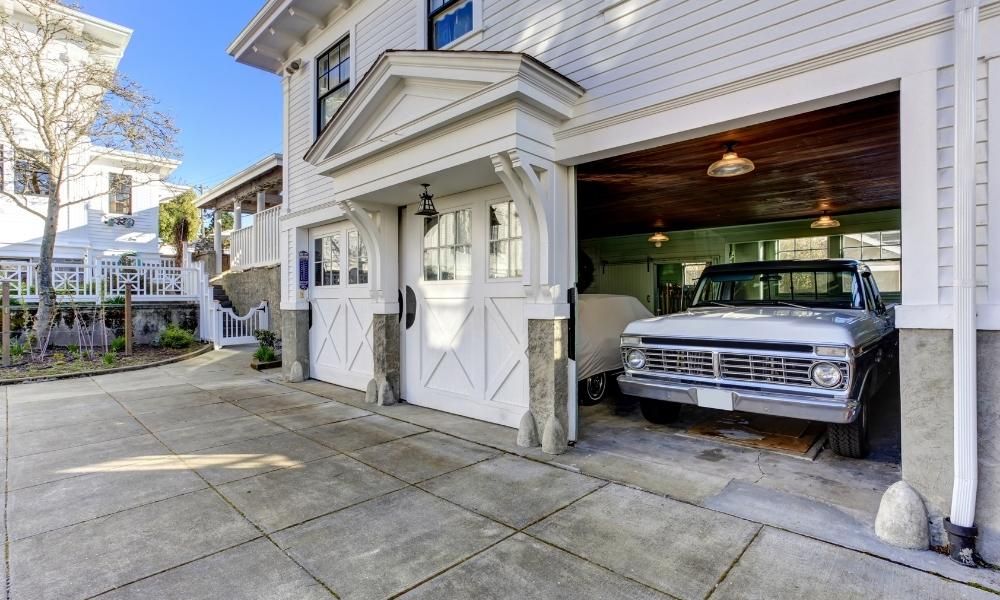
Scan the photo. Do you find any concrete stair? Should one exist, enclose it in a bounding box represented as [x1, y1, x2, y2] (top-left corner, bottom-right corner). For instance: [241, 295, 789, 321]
[211, 284, 233, 309]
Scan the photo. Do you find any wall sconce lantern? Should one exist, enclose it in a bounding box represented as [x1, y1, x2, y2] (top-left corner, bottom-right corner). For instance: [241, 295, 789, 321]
[415, 183, 439, 217]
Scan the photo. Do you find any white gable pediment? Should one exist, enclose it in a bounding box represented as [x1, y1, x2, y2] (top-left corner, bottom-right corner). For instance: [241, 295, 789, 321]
[305, 51, 584, 170]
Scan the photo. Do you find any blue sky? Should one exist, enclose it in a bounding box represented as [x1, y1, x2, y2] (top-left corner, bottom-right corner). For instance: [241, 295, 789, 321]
[81, 1, 281, 190]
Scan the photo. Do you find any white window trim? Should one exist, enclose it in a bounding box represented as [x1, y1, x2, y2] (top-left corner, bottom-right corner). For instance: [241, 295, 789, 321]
[487, 199, 523, 281]
[428, 0, 483, 51]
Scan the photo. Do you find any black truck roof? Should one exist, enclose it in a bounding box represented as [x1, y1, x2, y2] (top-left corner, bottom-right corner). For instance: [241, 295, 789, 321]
[703, 259, 864, 274]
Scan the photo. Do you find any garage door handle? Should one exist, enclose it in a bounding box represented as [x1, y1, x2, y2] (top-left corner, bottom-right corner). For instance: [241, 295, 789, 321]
[307, 301, 312, 330]
[405, 286, 417, 330]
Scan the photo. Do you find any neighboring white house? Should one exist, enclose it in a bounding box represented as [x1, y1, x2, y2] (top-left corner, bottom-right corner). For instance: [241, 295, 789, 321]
[0, 2, 184, 267]
[229, 0, 999, 562]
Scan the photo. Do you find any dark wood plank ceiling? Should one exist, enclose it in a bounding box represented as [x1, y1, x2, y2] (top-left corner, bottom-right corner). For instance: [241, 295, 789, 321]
[576, 92, 900, 239]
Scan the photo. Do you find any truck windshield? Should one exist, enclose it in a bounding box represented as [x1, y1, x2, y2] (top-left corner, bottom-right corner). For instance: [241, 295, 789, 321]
[691, 268, 865, 310]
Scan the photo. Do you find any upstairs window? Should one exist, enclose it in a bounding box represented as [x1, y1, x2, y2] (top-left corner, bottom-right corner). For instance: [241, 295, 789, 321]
[14, 153, 50, 196]
[429, 0, 474, 49]
[108, 173, 133, 214]
[317, 36, 351, 133]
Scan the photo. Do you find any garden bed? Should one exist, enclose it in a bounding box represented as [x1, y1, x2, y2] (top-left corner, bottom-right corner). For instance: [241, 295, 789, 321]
[0, 343, 212, 383]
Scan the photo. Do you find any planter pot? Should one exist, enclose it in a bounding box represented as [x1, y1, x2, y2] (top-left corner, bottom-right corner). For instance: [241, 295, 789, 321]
[251, 355, 282, 371]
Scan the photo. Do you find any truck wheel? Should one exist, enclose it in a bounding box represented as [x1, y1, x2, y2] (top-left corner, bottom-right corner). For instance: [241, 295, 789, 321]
[827, 402, 869, 458]
[578, 373, 609, 406]
[639, 399, 681, 424]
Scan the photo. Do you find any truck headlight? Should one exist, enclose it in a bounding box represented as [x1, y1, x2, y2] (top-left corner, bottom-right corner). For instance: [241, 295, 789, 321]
[626, 349, 647, 370]
[810, 362, 843, 388]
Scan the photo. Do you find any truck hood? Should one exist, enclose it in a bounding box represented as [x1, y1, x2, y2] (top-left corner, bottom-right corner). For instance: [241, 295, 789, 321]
[622, 306, 882, 347]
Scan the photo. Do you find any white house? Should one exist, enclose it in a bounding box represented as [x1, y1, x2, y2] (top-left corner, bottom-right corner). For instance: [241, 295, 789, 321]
[0, 2, 184, 267]
[229, 0, 1000, 563]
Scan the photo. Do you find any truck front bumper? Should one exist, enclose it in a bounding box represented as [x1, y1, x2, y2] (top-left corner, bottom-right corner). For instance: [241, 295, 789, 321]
[617, 374, 860, 424]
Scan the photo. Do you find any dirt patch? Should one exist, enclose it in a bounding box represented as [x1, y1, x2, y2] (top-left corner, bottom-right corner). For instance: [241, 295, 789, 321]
[0, 343, 211, 381]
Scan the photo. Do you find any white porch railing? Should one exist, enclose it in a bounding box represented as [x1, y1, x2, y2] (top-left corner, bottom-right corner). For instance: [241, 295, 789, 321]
[0, 260, 202, 302]
[211, 300, 268, 349]
[231, 205, 280, 271]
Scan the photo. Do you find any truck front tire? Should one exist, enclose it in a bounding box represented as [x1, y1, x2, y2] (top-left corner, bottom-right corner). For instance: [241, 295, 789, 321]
[827, 401, 869, 458]
[638, 398, 681, 424]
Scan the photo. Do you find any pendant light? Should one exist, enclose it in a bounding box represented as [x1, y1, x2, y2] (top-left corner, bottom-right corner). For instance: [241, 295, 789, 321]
[707, 142, 755, 177]
[648, 232, 669, 248]
[415, 183, 438, 217]
[810, 212, 841, 229]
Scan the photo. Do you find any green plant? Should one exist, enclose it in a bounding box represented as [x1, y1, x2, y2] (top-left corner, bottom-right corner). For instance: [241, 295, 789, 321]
[158, 324, 195, 349]
[67, 343, 79, 354]
[105, 296, 125, 305]
[51, 351, 66, 363]
[253, 329, 278, 349]
[102, 351, 116, 366]
[253, 345, 276, 362]
[111, 336, 126, 353]
[10, 341, 25, 359]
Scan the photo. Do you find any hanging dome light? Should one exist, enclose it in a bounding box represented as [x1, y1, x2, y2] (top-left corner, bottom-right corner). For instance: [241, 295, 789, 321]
[648, 232, 670, 248]
[707, 142, 755, 177]
[415, 183, 438, 217]
[810, 212, 841, 229]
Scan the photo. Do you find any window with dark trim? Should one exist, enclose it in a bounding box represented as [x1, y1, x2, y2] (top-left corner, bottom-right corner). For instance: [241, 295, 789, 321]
[428, 0, 474, 49]
[108, 173, 133, 214]
[317, 36, 351, 133]
[14, 153, 50, 196]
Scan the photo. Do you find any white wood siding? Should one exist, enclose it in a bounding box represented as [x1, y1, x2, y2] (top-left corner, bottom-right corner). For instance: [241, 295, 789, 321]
[286, 59, 334, 214]
[936, 62, 989, 305]
[356, 1, 419, 78]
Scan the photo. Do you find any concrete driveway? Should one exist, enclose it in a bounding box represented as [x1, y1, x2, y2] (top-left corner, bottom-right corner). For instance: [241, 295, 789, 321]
[1, 349, 997, 600]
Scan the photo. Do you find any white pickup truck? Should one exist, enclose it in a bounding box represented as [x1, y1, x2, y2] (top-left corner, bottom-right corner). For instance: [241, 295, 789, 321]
[617, 259, 897, 458]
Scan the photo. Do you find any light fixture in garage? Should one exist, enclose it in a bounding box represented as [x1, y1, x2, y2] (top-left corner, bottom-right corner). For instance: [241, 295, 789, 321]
[415, 184, 439, 217]
[648, 232, 670, 247]
[810, 212, 841, 229]
[707, 142, 755, 177]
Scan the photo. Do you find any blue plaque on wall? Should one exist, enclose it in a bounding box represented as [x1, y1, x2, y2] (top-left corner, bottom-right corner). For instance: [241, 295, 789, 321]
[298, 250, 309, 290]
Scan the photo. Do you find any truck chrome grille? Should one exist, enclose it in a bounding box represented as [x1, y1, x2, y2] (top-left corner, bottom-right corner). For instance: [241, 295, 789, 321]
[627, 348, 715, 378]
[719, 353, 849, 389]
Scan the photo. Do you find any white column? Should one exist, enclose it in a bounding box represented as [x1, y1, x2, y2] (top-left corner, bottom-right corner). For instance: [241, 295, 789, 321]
[233, 199, 243, 230]
[950, 0, 979, 531]
[213, 210, 223, 274]
[257, 191, 266, 213]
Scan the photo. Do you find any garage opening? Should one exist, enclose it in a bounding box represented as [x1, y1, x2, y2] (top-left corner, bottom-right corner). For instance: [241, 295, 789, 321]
[572, 92, 902, 503]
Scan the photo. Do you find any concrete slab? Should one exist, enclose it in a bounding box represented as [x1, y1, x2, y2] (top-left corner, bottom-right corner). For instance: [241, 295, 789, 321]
[9, 416, 146, 458]
[8, 399, 130, 434]
[527, 484, 760, 600]
[273, 488, 512, 600]
[710, 527, 997, 600]
[9, 489, 258, 600]
[204, 381, 296, 400]
[232, 390, 330, 414]
[419, 455, 605, 528]
[108, 382, 207, 403]
[8, 456, 205, 540]
[298, 414, 427, 452]
[93, 539, 333, 600]
[7, 391, 114, 416]
[181, 431, 338, 485]
[8, 433, 169, 490]
[262, 401, 371, 430]
[402, 533, 669, 599]
[218, 454, 406, 532]
[156, 415, 286, 453]
[350, 431, 501, 484]
[5, 377, 104, 402]
[133, 402, 250, 432]
[117, 389, 223, 414]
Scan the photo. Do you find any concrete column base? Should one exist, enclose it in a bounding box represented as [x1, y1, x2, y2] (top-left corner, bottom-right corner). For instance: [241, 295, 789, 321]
[281, 309, 309, 383]
[365, 313, 400, 406]
[875, 481, 930, 550]
[521, 318, 569, 455]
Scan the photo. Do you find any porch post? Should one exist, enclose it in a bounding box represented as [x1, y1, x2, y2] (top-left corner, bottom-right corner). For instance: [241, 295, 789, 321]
[213, 210, 223, 274]
[257, 191, 266, 213]
[233, 198, 243, 229]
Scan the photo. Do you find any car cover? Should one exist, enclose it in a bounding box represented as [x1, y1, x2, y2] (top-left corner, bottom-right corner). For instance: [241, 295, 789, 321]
[576, 294, 654, 382]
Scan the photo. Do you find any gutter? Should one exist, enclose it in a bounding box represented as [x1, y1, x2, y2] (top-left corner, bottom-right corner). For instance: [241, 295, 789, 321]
[946, 0, 980, 567]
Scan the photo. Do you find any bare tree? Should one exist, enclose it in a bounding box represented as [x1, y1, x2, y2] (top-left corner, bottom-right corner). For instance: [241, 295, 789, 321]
[0, 0, 178, 343]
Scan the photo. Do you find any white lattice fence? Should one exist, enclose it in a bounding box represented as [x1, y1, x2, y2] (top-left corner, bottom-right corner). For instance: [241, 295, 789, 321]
[212, 301, 268, 349]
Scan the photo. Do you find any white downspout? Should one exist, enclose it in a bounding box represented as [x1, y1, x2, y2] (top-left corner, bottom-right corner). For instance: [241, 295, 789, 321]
[949, 0, 979, 534]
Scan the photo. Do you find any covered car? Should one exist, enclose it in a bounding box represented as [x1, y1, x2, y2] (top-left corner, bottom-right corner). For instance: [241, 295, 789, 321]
[577, 294, 654, 404]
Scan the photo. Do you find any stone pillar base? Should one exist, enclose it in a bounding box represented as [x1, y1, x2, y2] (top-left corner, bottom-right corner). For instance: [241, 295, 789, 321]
[281, 309, 309, 383]
[524, 318, 569, 455]
[368, 312, 400, 405]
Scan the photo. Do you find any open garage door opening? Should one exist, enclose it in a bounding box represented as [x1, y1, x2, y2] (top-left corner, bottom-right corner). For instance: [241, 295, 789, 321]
[572, 91, 902, 471]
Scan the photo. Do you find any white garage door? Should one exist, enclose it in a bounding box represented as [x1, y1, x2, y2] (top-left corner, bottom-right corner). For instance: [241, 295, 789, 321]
[401, 188, 528, 428]
[309, 221, 373, 391]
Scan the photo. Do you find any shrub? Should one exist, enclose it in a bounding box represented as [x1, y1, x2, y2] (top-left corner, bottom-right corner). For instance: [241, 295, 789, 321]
[105, 296, 125, 305]
[10, 341, 25, 359]
[102, 352, 116, 366]
[253, 345, 276, 362]
[51, 351, 66, 364]
[159, 324, 195, 349]
[111, 336, 126, 353]
[253, 329, 278, 349]
[67, 344, 79, 354]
